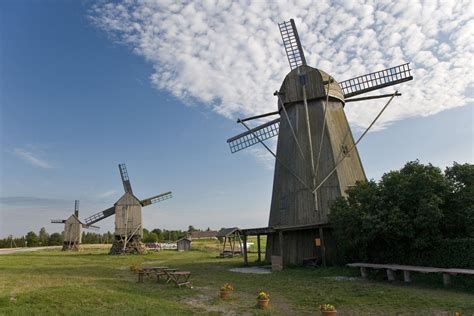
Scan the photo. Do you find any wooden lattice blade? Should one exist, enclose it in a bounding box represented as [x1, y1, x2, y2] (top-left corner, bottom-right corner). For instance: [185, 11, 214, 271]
[118, 163, 133, 194]
[340, 63, 413, 98]
[141, 191, 173, 206]
[278, 19, 306, 70]
[227, 118, 280, 153]
[84, 206, 115, 225]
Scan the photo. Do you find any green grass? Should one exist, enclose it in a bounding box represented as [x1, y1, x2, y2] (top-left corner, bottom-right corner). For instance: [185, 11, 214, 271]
[0, 241, 473, 315]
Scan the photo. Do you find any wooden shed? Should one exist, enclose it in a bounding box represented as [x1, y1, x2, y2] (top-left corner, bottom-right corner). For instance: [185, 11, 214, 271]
[177, 237, 191, 251]
[217, 227, 242, 257]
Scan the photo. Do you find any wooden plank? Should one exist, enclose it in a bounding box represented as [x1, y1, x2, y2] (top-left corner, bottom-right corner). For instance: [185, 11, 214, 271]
[257, 234, 261, 262]
[243, 235, 248, 265]
[443, 273, 451, 286]
[386, 269, 395, 281]
[403, 271, 411, 283]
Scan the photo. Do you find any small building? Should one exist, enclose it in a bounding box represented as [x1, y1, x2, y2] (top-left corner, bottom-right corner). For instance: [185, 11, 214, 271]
[217, 227, 242, 257]
[177, 237, 191, 251]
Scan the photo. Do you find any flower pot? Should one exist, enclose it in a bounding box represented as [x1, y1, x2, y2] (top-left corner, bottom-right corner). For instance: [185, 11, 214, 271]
[321, 311, 337, 316]
[257, 299, 270, 308]
[220, 290, 231, 299]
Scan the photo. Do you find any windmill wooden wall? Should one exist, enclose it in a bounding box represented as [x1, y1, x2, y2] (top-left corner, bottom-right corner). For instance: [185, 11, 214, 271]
[64, 214, 82, 244]
[266, 65, 366, 265]
[114, 192, 143, 238]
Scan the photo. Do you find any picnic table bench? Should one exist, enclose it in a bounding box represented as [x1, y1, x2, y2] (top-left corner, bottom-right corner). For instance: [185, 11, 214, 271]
[347, 263, 474, 285]
[167, 271, 192, 288]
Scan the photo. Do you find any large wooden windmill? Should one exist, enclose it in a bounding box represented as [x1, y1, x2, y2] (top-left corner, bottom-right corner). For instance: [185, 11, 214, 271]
[227, 19, 413, 266]
[84, 164, 172, 254]
[51, 200, 98, 251]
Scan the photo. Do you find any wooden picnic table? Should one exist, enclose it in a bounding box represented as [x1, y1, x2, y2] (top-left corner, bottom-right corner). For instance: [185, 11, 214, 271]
[167, 271, 192, 288]
[137, 266, 168, 282]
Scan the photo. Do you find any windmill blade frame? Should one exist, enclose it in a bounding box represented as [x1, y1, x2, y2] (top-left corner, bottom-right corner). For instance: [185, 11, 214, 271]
[340, 63, 413, 98]
[84, 206, 116, 225]
[140, 191, 173, 206]
[227, 118, 280, 153]
[278, 19, 307, 70]
[119, 163, 133, 194]
[51, 219, 66, 224]
[82, 224, 100, 230]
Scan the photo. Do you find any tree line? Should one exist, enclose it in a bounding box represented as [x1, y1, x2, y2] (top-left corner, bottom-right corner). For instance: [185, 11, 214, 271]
[0, 226, 210, 248]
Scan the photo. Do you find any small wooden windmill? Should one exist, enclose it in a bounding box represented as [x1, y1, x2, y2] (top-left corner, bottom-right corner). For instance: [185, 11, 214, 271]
[227, 19, 413, 266]
[51, 200, 98, 251]
[84, 164, 172, 254]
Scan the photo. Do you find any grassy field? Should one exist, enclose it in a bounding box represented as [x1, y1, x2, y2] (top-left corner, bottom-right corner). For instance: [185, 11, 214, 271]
[0, 240, 473, 315]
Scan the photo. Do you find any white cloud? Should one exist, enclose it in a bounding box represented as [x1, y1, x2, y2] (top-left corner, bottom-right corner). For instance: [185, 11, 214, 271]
[96, 190, 117, 198]
[13, 148, 53, 169]
[89, 0, 474, 137]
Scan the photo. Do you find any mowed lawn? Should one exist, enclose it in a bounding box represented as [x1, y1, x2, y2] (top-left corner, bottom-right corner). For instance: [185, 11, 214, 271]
[0, 240, 473, 315]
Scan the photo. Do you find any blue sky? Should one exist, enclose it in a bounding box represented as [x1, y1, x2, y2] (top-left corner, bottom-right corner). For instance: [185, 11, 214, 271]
[0, 1, 472, 237]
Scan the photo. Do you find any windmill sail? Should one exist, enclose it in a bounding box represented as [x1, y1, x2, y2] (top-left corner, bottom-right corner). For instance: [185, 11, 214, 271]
[119, 163, 133, 194]
[278, 19, 306, 70]
[340, 63, 413, 98]
[140, 191, 173, 206]
[84, 206, 115, 225]
[51, 219, 66, 223]
[227, 118, 280, 153]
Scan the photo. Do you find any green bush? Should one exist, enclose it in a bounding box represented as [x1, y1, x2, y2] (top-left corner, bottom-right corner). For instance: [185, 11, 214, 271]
[330, 161, 474, 268]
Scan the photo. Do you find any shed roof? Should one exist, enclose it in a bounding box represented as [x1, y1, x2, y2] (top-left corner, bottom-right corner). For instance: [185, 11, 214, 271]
[216, 227, 240, 237]
[177, 237, 191, 242]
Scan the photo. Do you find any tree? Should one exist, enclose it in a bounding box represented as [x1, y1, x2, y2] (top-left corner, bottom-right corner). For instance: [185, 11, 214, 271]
[48, 233, 63, 246]
[25, 231, 39, 247]
[187, 225, 197, 233]
[443, 162, 474, 238]
[330, 160, 465, 264]
[38, 227, 49, 246]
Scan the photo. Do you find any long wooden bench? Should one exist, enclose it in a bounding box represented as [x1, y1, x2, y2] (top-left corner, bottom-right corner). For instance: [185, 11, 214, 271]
[347, 263, 474, 285]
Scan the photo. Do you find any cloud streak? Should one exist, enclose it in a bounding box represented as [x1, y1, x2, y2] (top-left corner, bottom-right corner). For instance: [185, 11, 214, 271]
[89, 0, 474, 133]
[13, 148, 53, 169]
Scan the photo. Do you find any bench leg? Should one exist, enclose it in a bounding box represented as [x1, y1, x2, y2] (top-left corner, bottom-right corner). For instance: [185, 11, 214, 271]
[360, 267, 368, 278]
[403, 271, 411, 283]
[138, 272, 144, 283]
[443, 273, 451, 286]
[386, 269, 395, 281]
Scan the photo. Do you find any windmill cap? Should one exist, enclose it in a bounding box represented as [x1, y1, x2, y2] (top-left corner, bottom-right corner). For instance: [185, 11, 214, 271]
[277, 65, 345, 108]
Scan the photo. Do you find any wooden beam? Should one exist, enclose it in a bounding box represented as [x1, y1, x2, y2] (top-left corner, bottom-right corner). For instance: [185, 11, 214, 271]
[278, 231, 284, 264]
[243, 235, 248, 265]
[319, 227, 327, 267]
[257, 234, 261, 262]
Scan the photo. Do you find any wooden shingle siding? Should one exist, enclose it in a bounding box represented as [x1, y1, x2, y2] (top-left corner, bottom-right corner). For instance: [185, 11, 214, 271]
[114, 192, 143, 238]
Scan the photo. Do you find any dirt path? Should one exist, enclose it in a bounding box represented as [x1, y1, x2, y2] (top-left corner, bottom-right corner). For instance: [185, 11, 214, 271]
[0, 246, 61, 255]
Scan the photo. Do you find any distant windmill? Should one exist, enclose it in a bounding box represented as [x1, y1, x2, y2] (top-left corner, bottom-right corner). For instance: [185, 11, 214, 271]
[227, 19, 413, 266]
[51, 200, 98, 251]
[84, 164, 172, 254]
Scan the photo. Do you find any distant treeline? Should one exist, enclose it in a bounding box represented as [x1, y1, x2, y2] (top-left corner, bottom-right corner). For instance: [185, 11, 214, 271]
[0, 225, 208, 248]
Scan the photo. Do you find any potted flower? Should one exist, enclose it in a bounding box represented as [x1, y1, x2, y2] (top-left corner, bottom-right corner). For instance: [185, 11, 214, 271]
[320, 304, 337, 316]
[219, 283, 233, 299]
[256, 291, 270, 308]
